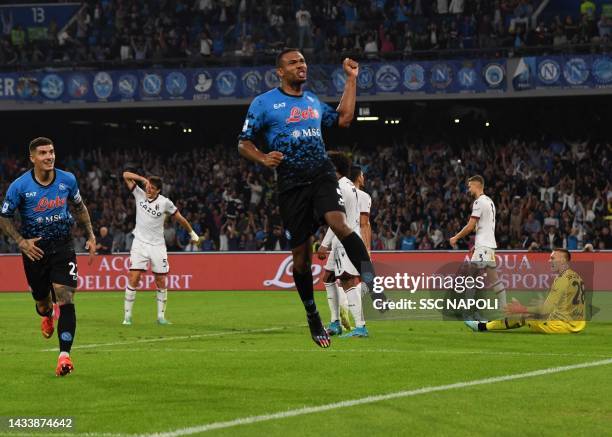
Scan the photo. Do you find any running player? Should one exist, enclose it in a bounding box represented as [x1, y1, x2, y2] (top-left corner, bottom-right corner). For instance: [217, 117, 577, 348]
[0, 137, 96, 376]
[465, 249, 586, 333]
[122, 171, 200, 325]
[449, 175, 507, 314]
[238, 49, 375, 348]
[319, 160, 370, 338]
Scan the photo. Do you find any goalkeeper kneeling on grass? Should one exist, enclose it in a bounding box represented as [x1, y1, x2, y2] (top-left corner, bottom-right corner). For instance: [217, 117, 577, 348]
[465, 248, 586, 334]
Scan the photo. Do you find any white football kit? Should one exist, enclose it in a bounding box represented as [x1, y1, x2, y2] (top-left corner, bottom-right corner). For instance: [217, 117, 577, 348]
[129, 185, 177, 274]
[323, 179, 369, 277]
[470, 194, 497, 267]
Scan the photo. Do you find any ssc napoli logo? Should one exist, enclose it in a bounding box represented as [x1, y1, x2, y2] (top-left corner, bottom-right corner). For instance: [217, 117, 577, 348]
[332, 68, 346, 93]
[357, 65, 374, 90]
[537, 59, 561, 85]
[375, 64, 400, 92]
[403, 64, 425, 91]
[41, 74, 64, 99]
[118, 74, 138, 98]
[165, 72, 187, 97]
[216, 71, 237, 96]
[16, 77, 39, 98]
[93, 72, 113, 99]
[67, 74, 89, 98]
[592, 58, 612, 85]
[483, 63, 505, 88]
[563, 58, 589, 85]
[457, 67, 477, 88]
[193, 70, 213, 93]
[430, 63, 453, 89]
[264, 69, 280, 89]
[242, 70, 262, 95]
[142, 73, 162, 96]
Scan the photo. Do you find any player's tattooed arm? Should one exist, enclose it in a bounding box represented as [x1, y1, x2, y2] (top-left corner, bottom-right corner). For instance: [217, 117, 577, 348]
[337, 58, 358, 128]
[72, 200, 96, 264]
[0, 217, 44, 260]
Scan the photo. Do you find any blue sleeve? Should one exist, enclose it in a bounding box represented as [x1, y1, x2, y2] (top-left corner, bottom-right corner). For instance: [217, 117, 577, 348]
[321, 100, 339, 128]
[1, 180, 22, 218]
[68, 173, 82, 204]
[238, 97, 265, 142]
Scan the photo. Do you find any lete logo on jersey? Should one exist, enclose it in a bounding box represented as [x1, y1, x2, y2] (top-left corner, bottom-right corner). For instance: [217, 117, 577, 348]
[33, 196, 67, 212]
[286, 106, 320, 123]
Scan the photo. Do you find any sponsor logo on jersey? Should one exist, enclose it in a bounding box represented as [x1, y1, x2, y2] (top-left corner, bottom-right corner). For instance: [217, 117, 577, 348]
[33, 196, 67, 212]
[93, 72, 113, 99]
[58, 183, 66, 191]
[273, 102, 286, 109]
[139, 201, 163, 217]
[537, 59, 561, 85]
[286, 106, 320, 123]
[25, 191, 37, 198]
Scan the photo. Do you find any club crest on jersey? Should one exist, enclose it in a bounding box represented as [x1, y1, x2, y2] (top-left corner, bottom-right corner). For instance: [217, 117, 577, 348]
[286, 106, 319, 123]
[33, 196, 66, 212]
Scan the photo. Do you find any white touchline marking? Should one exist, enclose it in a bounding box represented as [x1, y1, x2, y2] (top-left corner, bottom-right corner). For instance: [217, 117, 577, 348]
[142, 358, 612, 437]
[40, 326, 296, 352]
[93, 348, 612, 359]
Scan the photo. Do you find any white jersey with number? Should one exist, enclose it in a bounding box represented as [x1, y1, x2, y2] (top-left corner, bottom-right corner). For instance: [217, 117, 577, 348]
[471, 194, 497, 249]
[131, 185, 177, 246]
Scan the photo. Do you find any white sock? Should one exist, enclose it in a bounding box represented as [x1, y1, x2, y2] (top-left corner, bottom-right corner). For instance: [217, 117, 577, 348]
[157, 289, 168, 320]
[346, 285, 365, 328]
[491, 280, 507, 307]
[59, 351, 69, 358]
[338, 285, 348, 313]
[124, 286, 136, 319]
[325, 282, 339, 322]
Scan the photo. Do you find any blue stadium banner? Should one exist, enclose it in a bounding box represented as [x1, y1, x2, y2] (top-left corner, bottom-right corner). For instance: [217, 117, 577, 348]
[513, 55, 612, 91]
[0, 60, 508, 105]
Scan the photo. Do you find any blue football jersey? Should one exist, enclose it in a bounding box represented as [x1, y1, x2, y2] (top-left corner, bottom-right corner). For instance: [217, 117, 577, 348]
[239, 88, 339, 192]
[1, 168, 81, 242]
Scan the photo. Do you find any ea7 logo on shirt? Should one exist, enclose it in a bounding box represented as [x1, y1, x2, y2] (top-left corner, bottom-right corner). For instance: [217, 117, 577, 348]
[286, 106, 320, 123]
[33, 196, 66, 212]
[273, 102, 286, 109]
[139, 201, 163, 217]
[25, 191, 37, 198]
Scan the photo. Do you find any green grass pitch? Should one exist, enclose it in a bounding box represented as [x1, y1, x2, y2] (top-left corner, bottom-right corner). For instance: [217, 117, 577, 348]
[1, 291, 611, 436]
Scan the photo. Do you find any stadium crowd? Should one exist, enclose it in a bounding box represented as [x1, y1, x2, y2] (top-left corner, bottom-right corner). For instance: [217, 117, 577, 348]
[1, 138, 611, 253]
[1, 0, 609, 67]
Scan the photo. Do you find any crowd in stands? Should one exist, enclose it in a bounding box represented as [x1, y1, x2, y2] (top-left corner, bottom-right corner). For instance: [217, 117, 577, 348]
[1, 138, 611, 253]
[1, 0, 610, 67]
